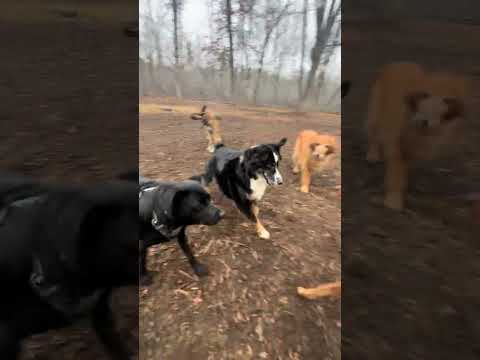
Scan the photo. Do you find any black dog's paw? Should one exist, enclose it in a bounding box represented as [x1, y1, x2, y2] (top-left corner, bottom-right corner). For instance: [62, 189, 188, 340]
[140, 273, 154, 286]
[193, 263, 209, 277]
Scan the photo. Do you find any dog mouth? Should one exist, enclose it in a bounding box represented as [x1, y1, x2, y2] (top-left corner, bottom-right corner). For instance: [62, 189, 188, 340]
[264, 174, 274, 185]
[263, 171, 283, 186]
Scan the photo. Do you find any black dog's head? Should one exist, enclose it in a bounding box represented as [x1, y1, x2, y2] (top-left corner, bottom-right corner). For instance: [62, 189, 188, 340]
[174, 190, 222, 226]
[165, 181, 223, 226]
[243, 138, 287, 186]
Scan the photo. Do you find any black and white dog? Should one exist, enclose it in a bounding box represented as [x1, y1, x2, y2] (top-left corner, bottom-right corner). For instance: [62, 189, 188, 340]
[192, 138, 287, 239]
[0, 172, 138, 360]
[139, 176, 223, 283]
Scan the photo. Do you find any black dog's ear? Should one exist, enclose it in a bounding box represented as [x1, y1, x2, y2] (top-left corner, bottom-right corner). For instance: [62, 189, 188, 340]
[278, 138, 287, 148]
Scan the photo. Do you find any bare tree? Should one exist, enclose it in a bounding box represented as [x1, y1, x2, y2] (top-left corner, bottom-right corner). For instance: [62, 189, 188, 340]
[301, 0, 340, 103]
[226, 0, 235, 97]
[171, 0, 183, 98]
[252, 1, 291, 104]
[139, 0, 341, 111]
[298, 0, 308, 97]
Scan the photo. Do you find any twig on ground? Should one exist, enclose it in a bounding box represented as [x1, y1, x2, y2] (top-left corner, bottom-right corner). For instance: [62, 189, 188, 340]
[178, 270, 197, 282]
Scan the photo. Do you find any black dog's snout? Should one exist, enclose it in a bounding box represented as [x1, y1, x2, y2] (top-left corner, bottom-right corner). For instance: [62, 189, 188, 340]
[421, 119, 429, 128]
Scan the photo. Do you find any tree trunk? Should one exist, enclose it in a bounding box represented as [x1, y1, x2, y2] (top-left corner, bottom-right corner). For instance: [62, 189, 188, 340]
[226, 0, 235, 98]
[252, 49, 266, 104]
[301, 0, 339, 104]
[172, 0, 183, 98]
[253, 3, 290, 104]
[298, 0, 308, 98]
[172, 0, 180, 67]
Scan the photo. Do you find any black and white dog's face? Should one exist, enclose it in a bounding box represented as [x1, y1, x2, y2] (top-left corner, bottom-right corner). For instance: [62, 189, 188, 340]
[173, 189, 223, 226]
[244, 138, 287, 186]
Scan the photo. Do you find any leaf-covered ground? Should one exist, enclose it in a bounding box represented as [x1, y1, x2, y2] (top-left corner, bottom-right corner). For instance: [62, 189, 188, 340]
[139, 99, 341, 360]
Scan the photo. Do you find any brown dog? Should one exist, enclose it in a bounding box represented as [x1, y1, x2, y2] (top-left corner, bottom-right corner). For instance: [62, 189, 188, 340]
[297, 281, 341, 300]
[191, 105, 223, 152]
[366, 62, 469, 210]
[292, 130, 338, 193]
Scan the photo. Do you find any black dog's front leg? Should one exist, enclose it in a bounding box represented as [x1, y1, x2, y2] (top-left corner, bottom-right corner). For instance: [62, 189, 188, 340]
[139, 227, 164, 286]
[139, 239, 153, 286]
[177, 227, 209, 277]
[92, 291, 133, 360]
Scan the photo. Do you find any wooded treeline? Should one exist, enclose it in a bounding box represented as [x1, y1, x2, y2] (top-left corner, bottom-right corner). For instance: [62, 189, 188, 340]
[140, 0, 341, 111]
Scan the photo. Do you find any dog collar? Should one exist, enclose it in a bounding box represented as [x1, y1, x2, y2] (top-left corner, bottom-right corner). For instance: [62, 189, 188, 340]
[139, 186, 158, 199]
[151, 211, 182, 239]
[29, 258, 104, 320]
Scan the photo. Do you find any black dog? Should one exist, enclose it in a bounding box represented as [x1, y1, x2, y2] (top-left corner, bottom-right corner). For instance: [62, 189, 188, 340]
[193, 138, 287, 239]
[139, 176, 223, 283]
[0, 173, 138, 360]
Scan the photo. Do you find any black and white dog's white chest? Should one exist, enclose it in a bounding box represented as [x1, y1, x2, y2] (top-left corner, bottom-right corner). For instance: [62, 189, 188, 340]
[244, 150, 281, 201]
[247, 176, 268, 201]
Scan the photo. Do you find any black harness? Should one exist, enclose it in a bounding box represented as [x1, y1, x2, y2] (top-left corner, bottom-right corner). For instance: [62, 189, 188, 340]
[139, 180, 186, 239]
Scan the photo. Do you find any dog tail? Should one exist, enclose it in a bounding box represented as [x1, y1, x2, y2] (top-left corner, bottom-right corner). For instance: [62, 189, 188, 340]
[190, 105, 207, 120]
[190, 156, 217, 187]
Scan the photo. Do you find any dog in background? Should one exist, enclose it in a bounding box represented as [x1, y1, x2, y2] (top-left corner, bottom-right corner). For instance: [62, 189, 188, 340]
[366, 62, 469, 210]
[297, 281, 341, 300]
[193, 138, 287, 239]
[292, 130, 338, 193]
[296, 81, 350, 300]
[139, 176, 223, 283]
[290, 81, 350, 193]
[191, 105, 223, 152]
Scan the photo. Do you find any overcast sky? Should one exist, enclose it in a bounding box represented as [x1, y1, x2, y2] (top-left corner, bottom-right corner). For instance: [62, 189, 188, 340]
[140, 0, 340, 81]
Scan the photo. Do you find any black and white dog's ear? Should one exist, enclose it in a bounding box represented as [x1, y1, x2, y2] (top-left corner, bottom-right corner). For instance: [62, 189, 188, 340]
[278, 138, 287, 148]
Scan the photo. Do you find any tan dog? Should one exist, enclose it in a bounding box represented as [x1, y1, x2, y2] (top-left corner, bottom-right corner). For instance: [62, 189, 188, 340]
[366, 62, 469, 210]
[292, 130, 338, 193]
[191, 105, 223, 152]
[297, 281, 341, 300]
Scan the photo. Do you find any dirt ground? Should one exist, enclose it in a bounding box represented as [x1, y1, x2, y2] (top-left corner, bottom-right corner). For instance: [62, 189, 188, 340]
[341, 16, 480, 360]
[139, 99, 341, 359]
